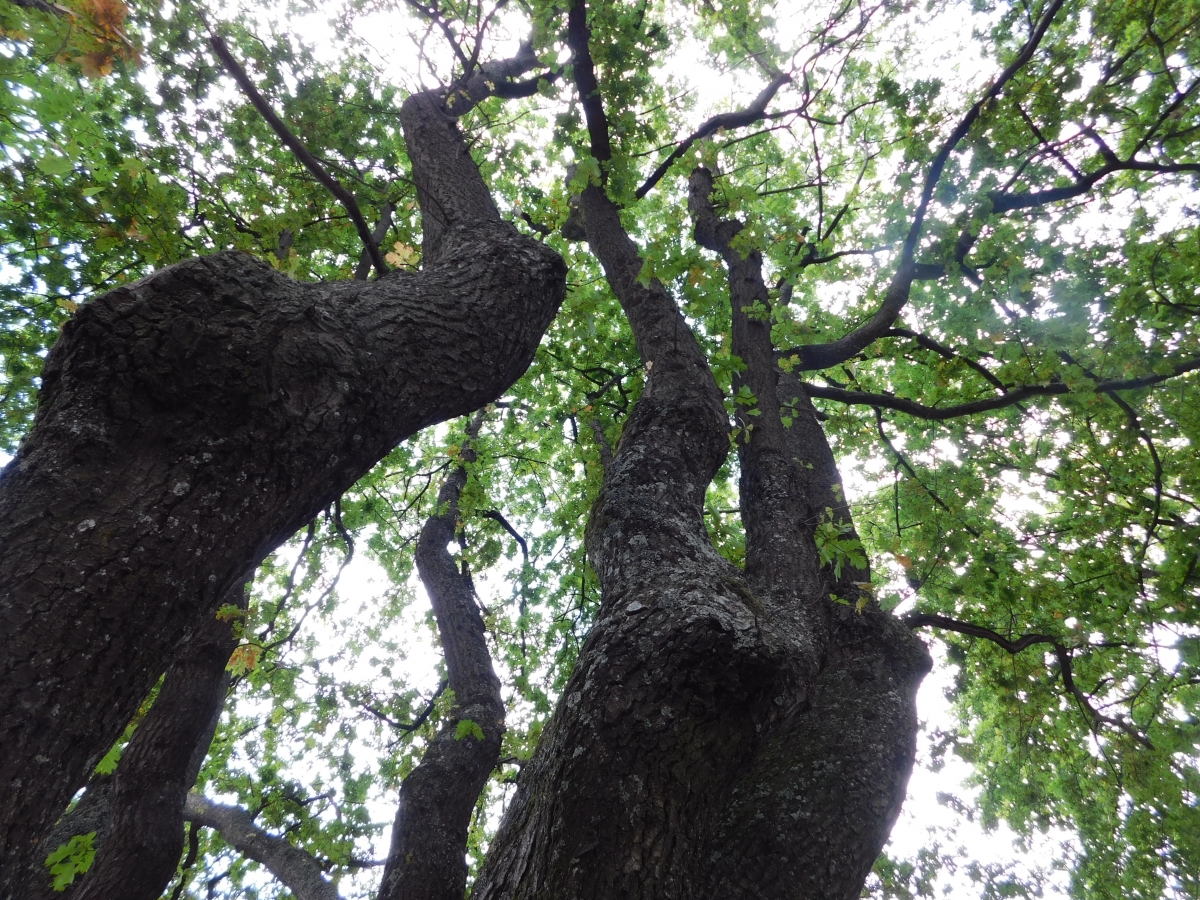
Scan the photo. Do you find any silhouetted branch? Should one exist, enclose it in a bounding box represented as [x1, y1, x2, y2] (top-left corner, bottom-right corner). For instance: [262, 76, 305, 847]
[803, 356, 1200, 419]
[905, 613, 1154, 749]
[635, 73, 790, 199]
[482, 510, 528, 561]
[208, 35, 389, 276]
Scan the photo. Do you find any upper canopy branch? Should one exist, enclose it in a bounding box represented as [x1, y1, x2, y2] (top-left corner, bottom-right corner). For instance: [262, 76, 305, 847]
[209, 35, 390, 277]
[789, 0, 1065, 372]
[906, 613, 1154, 749]
[804, 355, 1200, 421]
[636, 73, 791, 199]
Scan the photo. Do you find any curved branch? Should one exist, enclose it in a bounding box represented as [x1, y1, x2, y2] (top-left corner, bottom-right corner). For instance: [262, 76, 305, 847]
[991, 159, 1200, 213]
[905, 613, 1154, 749]
[208, 35, 389, 277]
[183, 795, 341, 900]
[482, 509, 528, 561]
[883, 327, 1010, 394]
[790, 0, 1066, 371]
[636, 73, 790, 199]
[803, 356, 1200, 419]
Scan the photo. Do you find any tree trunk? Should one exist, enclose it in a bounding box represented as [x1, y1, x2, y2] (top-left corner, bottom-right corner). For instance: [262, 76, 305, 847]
[0, 88, 565, 884]
[471, 164, 929, 899]
[377, 412, 506, 900]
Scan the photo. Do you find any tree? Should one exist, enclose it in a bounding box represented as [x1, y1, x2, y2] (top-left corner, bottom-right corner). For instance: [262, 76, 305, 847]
[0, 0, 1197, 897]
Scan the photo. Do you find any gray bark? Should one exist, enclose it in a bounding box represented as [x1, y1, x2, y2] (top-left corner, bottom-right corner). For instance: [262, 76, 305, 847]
[0, 85, 565, 885]
[183, 795, 340, 900]
[377, 411, 505, 900]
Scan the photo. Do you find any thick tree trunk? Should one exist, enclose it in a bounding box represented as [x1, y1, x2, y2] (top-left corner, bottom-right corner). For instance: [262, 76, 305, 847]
[0, 88, 565, 883]
[472, 160, 929, 897]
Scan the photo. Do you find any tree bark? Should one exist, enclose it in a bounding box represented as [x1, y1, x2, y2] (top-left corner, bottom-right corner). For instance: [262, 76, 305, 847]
[70, 583, 243, 900]
[11, 581, 242, 900]
[0, 87, 565, 882]
[471, 79, 929, 895]
[377, 411, 506, 900]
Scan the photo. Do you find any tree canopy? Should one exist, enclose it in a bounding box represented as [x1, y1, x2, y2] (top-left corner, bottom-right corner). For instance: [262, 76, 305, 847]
[1, 0, 1198, 897]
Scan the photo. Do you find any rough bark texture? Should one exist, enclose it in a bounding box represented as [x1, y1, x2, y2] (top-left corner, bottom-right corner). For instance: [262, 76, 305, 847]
[12, 582, 242, 900]
[0, 86, 565, 882]
[184, 795, 341, 900]
[71, 583, 243, 900]
[377, 412, 505, 900]
[470, 24, 930, 894]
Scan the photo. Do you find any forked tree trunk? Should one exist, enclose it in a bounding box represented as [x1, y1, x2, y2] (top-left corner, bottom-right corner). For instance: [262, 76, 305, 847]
[471, 169, 930, 899]
[0, 87, 566, 887]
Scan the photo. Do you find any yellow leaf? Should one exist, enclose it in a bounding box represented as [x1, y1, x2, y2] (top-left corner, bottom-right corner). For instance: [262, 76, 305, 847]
[386, 241, 419, 267]
[893, 553, 913, 569]
[226, 644, 261, 674]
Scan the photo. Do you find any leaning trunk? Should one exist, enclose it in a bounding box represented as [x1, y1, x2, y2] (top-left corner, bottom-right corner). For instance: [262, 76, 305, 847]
[0, 88, 565, 882]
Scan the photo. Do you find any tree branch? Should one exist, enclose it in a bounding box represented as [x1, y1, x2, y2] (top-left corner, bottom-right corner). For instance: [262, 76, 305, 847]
[183, 795, 341, 900]
[567, 0, 612, 166]
[376, 410, 505, 900]
[208, 36, 389, 277]
[905, 613, 1154, 749]
[482, 509, 528, 561]
[789, 0, 1066, 371]
[635, 72, 790, 199]
[803, 355, 1200, 420]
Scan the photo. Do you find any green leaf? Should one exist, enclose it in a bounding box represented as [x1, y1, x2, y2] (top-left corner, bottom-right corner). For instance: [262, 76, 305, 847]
[37, 155, 73, 176]
[45, 833, 96, 891]
[454, 719, 485, 742]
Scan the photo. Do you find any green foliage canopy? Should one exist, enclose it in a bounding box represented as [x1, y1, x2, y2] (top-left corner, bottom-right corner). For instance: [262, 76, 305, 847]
[1, 0, 1198, 896]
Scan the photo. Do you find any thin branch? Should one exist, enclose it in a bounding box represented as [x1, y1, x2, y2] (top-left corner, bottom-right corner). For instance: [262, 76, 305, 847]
[873, 408, 981, 539]
[481, 510, 528, 561]
[790, 0, 1066, 371]
[359, 679, 448, 738]
[803, 355, 1200, 420]
[884, 327, 1010, 394]
[905, 613, 1154, 749]
[208, 35, 388, 276]
[635, 72, 791, 199]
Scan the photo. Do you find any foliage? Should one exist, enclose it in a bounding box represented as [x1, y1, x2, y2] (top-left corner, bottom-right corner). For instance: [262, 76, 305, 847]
[2, 0, 1199, 897]
[43, 832, 96, 892]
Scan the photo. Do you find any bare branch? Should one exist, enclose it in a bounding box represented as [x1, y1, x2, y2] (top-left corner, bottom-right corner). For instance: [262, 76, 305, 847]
[790, 0, 1067, 371]
[482, 509, 528, 561]
[208, 35, 389, 277]
[803, 355, 1200, 419]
